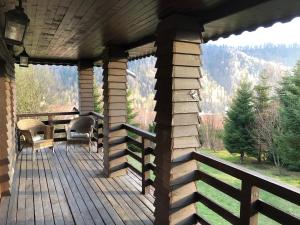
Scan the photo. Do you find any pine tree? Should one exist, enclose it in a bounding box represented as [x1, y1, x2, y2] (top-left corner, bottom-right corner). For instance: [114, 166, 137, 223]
[276, 61, 300, 171]
[93, 80, 103, 113]
[127, 90, 138, 126]
[223, 81, 256, 162]
[253, 72, 271, 162]
[254, 72, 271, 112]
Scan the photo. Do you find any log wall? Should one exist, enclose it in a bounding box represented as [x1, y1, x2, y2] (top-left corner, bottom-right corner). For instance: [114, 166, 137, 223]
[0, 40, 16, 198]
[153, 15, 203, 225]
[78, 62, 94, 114]
[102, 49, 128, 177]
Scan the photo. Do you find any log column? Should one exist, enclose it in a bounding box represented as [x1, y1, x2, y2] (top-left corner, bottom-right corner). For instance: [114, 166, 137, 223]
[78, 61, 94, 114]
[0, 56, 16, 197]
[102, 48, 128, 177]
[154, 15, 203, 225]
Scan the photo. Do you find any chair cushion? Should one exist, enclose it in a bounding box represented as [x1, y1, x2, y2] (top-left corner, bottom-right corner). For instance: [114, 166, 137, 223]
[70, 132, 89, 138]
[32, 135, 43, 142]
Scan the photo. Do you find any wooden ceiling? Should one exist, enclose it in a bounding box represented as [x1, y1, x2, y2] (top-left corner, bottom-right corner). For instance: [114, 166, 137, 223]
[1, 0, 300, 63]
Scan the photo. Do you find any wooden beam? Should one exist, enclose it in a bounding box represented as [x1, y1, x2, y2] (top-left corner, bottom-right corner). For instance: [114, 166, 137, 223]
[15, 57, 79, 66]
[78, 62, 94, 114]
[102, 47, 128, 178]
[153, 15, 203, 225]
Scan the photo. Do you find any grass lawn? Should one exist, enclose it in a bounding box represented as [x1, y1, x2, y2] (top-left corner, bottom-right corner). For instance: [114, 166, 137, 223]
[128, 148, 300, 225]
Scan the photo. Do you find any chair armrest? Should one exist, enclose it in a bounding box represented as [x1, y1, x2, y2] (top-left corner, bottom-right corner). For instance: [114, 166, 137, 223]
[21, 130, 34, 144]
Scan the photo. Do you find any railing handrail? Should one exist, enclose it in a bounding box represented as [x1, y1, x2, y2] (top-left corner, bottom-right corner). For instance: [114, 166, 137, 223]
[89, 111, 104, 120]
[192, 151, 300, 205]
[17, 110, 79, 118]
[122, 123, 156, 142]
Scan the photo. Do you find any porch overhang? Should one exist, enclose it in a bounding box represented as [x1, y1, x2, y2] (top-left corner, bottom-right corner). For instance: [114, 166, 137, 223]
[1, 0, 300, 66]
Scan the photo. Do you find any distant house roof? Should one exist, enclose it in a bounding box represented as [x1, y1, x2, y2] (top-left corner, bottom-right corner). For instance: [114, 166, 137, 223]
[1, 0, 300, 64]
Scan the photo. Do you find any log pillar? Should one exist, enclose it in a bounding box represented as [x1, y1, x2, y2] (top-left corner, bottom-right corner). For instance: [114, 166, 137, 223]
[154, 15, 203, 225]
[0, 55, 16, 198]
[102, 47, 128, 177]
[78, 61, 94, 114]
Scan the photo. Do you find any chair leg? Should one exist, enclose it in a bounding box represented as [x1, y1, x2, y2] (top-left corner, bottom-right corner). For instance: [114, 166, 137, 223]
[51, 146, 55, 154]
[32, 148, 35, 161]
[66, 143, 69, 154]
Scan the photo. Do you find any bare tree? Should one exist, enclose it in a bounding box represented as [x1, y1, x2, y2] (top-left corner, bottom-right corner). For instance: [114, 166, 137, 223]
[253, 102, 282, 169]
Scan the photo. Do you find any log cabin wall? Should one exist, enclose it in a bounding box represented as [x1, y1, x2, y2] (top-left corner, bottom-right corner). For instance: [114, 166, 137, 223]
[0, 40, 16, 199]
[153, 15, 203, 225]
[78, 61, 94, 114]
[102, 48, 128, 177]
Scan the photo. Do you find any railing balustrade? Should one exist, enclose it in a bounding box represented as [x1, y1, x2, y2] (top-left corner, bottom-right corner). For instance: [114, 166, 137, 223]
[16, 110, 300, 224]
[121, 122, 300, 225]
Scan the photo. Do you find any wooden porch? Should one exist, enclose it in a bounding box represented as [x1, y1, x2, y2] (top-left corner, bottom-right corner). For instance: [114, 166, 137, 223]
[1, 0, 300, 224]
[0, 145, 154, 225]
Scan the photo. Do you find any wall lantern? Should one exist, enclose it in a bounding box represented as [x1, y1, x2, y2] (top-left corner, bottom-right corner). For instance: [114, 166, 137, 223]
[4, 0, 30, 46]
[19, 48, 29, 67]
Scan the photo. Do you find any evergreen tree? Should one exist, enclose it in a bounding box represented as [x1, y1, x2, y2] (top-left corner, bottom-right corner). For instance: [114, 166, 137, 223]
[254, 72, 271, 112]
[127, 90, 139, 151]
[127, 90, 138, 126]
[223, 81, 256, 162]
[93, 80, 103, 113]
[276, 61, 300, 170]
[253, 72, 271, 162]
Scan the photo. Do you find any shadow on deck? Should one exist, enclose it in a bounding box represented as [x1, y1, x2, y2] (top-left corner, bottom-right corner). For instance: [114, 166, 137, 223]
[0, 145, 154, 225]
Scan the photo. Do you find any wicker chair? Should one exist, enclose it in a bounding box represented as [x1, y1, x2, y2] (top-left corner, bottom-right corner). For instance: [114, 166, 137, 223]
[65, 116, 95, 153]
[17, 119, 55, 155]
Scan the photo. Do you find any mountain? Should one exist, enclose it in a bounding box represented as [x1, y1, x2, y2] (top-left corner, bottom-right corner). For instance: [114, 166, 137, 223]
[202, 44, 294, 94]
[21, 44, 300, 122]
[125, 44, 300, 114]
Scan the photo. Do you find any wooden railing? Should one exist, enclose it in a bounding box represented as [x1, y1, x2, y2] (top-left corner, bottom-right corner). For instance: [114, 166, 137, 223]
[122, 124, 300, 225]
[16, 111, 300, 224]
[192, 152, 300, 224]
[122, 123, 156, 194]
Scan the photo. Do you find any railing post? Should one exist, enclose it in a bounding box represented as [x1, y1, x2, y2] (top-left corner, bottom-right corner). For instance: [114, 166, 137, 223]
[240, 181, 259, 225]
[102, 47, 128, 177]
[93, 116, 99, 153]
[142, 137, 151, 195]
[48, 115, 54, 126]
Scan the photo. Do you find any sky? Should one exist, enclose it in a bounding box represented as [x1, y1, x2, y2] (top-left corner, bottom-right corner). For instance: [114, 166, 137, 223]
[211, 17, 300, 46]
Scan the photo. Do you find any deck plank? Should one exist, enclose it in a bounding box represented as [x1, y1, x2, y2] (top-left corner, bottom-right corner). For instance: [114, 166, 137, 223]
[57, 146, 125, 225]
[82, 149, 154, 224]
[48, 149, 90, 225]
[41, 151, 65, 225]
[56, 147, 119, 225]
[43, 150, 74, 225]
[25, 150, 35, 225]
[74, 150, 139, 225]
[6, 152, 22, 225]
[45, 150, 84, 225]
[0, 196, 10, 223]
[32, 151, 45, 225]
[55, 149, 104, 225]
[0, 146, 154, 225]
[76, 149, 151, 225]
[17, 151, 26, 225]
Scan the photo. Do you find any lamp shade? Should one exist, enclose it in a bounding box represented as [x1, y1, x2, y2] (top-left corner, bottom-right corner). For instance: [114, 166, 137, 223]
[19, 48, 29, 67]
[4, 6, 29, 46]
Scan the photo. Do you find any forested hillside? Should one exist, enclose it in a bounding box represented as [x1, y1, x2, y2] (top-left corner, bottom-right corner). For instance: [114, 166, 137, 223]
[16, 44, 300, 126]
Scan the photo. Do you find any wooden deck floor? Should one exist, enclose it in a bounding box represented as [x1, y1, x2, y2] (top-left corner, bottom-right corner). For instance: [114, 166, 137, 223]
[0, 145, 154, 225]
